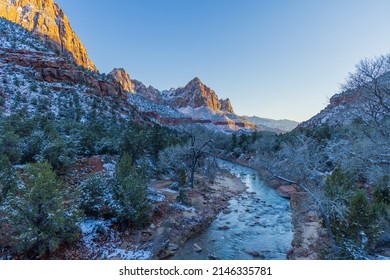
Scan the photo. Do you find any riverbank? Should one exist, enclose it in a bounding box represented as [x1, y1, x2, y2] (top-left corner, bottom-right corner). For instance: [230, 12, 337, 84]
[44, 157, 247, 260]
[151, 170, 248, 259]
[219, 155, 330, 259]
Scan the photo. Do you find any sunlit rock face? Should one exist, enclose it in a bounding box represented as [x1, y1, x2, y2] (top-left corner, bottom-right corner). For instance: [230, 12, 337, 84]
[109, 68, 136, 94]
[0, 0, 97, 71]
[130, 76, 256, 131]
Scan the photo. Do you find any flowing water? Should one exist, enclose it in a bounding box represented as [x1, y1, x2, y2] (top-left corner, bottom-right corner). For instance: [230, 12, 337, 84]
[170, 160, 294, 260]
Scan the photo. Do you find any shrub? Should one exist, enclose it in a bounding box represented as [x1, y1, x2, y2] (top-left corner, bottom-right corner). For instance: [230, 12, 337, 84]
[2, 162, 81, 258]
[79, 173, 115, 218]
[0, 131, 21, 164]
[114, 153, 150, 229]
[0, 155, 17, 203]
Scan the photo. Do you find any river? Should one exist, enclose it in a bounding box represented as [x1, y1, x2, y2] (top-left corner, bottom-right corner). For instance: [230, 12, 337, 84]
[170, 160, 294, 260]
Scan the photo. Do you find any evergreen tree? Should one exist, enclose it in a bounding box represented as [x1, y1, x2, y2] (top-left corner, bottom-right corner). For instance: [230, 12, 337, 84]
[0, 155, 17, 203]
[3, 162, 81, 258]
[347, 190, 382, 251]
[0, 130, 21, 164]
[114, 153, 150, 229]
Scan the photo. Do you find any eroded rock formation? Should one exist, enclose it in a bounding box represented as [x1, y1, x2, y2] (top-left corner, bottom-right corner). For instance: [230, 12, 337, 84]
[0, 0, 97, 71]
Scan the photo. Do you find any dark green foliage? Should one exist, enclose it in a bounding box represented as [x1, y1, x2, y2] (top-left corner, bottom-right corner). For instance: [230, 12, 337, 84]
[302, 125, 333, 143]
[325, 167, 354, 198]
[3, 162, 81, 258]
[176, 168, 187, 187]
[324, 167, 385, 257]
[345, 190, 383, 252]
[231, 133, 237, 151]
[0, 130, 20, 164]
[176, 187, 189, 205]
[238, 133, 249, 151]
[114, 153, 150, 229]
[79, 173, 115, 218]
[374, 176, 390, 205]
[0, 155, 17, 203]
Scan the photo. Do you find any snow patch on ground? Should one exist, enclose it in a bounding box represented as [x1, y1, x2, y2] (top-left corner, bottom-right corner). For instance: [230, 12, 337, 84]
[103, 161, 116, 176]
[79, 218, 152, 260]
[170, 203, 196, 212]
[147, 187, 166, 202]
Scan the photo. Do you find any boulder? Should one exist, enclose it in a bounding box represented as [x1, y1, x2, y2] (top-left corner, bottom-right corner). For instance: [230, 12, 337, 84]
[192, 243, 202, 252]
[277, 184, 299, 198]
[218, 225, 230, 231]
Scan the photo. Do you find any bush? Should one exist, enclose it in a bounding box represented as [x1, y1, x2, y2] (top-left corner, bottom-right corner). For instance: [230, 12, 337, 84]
[0, 131, 21, 164]
[2, 162, 81, 258]
[0, 155, 17, 203]
[79, 173, 115, 218]
[114, 153, 150, 229]
[346, 190, 383, 251]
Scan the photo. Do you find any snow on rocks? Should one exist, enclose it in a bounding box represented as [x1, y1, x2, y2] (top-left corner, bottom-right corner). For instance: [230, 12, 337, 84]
[79, 218, 152, 260]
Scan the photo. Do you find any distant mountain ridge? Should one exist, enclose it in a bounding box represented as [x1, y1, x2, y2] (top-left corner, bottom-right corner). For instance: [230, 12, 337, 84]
[241, 116, 299, 133]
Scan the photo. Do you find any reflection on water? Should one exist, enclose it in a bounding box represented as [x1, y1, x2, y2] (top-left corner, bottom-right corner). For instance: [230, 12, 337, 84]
[170, 160, 293, 260]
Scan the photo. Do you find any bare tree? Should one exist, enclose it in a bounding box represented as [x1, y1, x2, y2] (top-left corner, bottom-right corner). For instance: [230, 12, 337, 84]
[342, 54, 390, 135]
[183, 127, 214, 188]
[342, 54, 390, 179]
[158, 126, 214, 188]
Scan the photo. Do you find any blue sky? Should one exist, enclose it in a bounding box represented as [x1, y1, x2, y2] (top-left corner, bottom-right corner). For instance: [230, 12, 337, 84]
[56, 0, 390, 121]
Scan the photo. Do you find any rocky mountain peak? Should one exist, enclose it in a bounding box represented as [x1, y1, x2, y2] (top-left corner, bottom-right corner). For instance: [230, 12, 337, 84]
[176, 77, 220, 111]
[220, 98, 234, 114]
[108, 68, 135, 93]
[0, 0, 97, 71]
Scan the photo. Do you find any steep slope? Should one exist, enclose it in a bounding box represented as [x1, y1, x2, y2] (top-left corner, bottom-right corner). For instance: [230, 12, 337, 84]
[109, 68, 135, 94]
[242, 116, 299, 133]
[165, 77, 221, 111]
[0, 18, 138, 122]
[0, 0, 97, 71]
[300, 90, 365, 128]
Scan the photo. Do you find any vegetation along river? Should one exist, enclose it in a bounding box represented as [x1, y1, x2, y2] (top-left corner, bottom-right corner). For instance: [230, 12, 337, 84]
[171, 160, 294, 260]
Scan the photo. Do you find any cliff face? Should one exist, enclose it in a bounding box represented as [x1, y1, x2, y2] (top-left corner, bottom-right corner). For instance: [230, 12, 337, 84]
[109, 68, 135, 93]
[170, 77, 222, 111]
[0, 0, 97, 71]
[220, 98, 234, 114]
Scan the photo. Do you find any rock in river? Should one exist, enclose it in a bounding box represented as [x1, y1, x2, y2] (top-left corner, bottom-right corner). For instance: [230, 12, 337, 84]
[193, 243, 202, 252]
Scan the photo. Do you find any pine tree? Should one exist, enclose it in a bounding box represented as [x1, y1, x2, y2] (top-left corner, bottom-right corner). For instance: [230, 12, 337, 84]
[114, 153, 150, 229]
[3, 162, 81, 258]
[0, 155, 17, 203]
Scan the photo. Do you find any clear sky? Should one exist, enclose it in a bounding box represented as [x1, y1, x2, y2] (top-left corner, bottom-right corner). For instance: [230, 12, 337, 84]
[55, 0, 390, 122]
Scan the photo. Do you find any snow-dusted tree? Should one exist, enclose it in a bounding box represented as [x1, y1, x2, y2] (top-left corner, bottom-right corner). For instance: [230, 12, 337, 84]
[158, 126, 214, 189]
[255, 132, 343, 251]
[342, 54, 390, 132]
[2, 162, 81, 258]
[114, 153, 150, 229]
[0, 155, 17, 203]
[342, 54, 390, 181]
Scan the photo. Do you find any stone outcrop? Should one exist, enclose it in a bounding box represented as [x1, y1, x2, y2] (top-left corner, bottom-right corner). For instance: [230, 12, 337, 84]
[108, 68, 135, 93]
[276, 184, 299, 199]
[133, 79, 163, 103]
[0, 0, 97, 71]
[220, 98, 234, 113]
[172, 77, 221, 110]
[0, 48, 123, 97]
